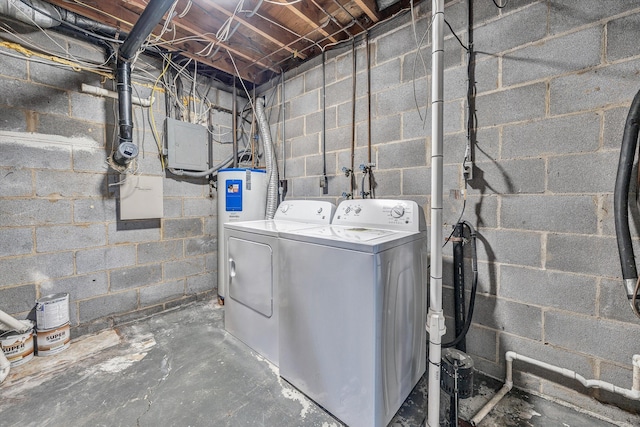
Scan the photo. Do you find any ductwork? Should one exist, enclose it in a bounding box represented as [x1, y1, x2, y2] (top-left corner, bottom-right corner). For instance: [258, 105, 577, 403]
[256, 97, 279, 220]
[0, 0, 60, 28]
[0, 0, 118, 34]
[112, 0, 175, 167]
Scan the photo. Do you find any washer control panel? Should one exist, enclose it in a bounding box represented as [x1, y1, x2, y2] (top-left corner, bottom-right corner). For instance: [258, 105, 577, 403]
[332, 199, 426, 231]
[274, 200, 336, 224]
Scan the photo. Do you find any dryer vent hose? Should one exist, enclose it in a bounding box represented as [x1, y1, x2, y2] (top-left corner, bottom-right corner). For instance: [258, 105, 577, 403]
[256, 97, 279, 220]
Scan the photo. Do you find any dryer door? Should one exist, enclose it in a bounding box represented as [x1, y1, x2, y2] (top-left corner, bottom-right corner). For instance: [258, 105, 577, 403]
[228, 237, 273, 317]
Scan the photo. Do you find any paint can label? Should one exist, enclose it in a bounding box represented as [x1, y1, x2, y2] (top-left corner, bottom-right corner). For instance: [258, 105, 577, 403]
[35, 293, 70, 331]
[35, 323, 71, 357]
[1, 328, 35, 367]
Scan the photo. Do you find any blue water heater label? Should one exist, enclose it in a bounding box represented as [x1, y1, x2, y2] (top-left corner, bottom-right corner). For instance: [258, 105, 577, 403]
[225, 179, 243, 211]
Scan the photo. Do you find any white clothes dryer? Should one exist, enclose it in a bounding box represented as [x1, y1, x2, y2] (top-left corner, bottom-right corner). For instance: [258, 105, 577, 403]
[278, 199, 428, 427]
[224, 200, 336, 366]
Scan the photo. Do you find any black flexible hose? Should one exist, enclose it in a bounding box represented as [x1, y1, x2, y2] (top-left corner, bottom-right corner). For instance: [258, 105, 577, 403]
[443, 221, 477, 349]
[614, 89, 640, 284]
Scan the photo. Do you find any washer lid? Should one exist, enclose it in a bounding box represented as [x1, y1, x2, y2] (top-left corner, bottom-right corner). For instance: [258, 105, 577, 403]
[279, 225, 426, 253]
[225, 219, 324, 236]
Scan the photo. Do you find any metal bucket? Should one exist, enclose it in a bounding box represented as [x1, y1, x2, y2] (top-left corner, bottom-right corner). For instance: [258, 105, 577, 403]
[35, 293, 69, 331]
[1, 322, 35, 367]
[35, 323, 70, 357]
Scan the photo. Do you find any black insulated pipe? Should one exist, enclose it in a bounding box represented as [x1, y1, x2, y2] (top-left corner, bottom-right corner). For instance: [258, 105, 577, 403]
[113, 60, 138, 165]
[614, 89, 640, 299]
[453, 222, 466, 352]
[113, 0, 175, 166]
[119, 0, 174, 61]
[443, 222, 478, 349]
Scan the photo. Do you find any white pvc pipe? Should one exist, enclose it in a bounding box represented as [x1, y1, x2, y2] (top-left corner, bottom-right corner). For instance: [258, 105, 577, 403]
[81, 83, 152, 107]
[426, 0, 445, 426]
[0, 309, 29, 333]
[0, 309, 31, 385]
[471, 351, 640, 426]
[0, 350, 10, 384]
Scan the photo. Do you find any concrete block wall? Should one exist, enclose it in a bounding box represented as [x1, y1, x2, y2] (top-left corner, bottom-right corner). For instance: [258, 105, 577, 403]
[260, 0, 640, 422]
[0, 30, 236, 336]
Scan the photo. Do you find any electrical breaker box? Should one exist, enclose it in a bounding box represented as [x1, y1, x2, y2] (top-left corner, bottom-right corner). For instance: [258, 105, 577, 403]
[165, 117, 209, 171]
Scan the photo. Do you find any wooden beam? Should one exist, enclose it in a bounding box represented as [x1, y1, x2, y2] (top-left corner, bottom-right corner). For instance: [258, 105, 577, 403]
[353, 0, 379, 23]
[279, 1, 340, 44]
[124, 0, 278, 72]
[44, 0, 263, 82]
[202, 1, 307, 60]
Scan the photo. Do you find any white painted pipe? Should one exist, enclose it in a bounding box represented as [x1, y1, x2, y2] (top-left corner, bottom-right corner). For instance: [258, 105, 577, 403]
[470, 351, 640, 426]
[0, 309, 31, 385]
[0, 350, 10, 384]
[0, 309, 30, 333]
[81, 83, 152, 107]
[427, 0, 446, 427]
[426, 0, 445, 426]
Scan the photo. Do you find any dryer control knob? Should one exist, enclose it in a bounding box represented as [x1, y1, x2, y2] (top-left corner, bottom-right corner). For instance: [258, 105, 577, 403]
[391, 205, 405, 218]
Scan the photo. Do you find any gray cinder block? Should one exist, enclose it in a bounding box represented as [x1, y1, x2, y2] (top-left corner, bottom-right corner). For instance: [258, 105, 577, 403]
[76, 245, 136, 274]
[110, 264, 162, 291]
[36, 224, 106, 252]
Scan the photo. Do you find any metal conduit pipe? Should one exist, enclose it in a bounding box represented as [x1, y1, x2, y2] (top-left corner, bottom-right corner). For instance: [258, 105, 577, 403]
[232, 81, 238, 168]
[470, 352, 640, 426]
[168, 153, 236, 178]
[113, 0, 174, 167]
[281, 71, 286, 182]
[614, 88, 640, 309]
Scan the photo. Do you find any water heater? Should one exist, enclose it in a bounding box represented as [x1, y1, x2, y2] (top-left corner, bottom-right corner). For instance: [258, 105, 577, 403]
[217, 168, 268, 300]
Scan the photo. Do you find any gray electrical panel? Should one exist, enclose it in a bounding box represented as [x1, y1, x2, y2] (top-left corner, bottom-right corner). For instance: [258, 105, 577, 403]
[165, 117, 209, 171]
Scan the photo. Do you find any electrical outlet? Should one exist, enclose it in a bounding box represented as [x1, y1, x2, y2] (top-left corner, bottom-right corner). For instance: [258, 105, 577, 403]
[320, 177, 325, 187]
[463, 165, 473, 181]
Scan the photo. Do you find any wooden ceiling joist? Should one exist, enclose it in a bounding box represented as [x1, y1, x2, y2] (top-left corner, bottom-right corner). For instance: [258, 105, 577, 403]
[41, 0, 399, 85]
[352, 0, 380, 23]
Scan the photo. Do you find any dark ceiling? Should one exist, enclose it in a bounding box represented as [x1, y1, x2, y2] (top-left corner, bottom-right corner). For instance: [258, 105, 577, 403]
[43, 0, 412, 85]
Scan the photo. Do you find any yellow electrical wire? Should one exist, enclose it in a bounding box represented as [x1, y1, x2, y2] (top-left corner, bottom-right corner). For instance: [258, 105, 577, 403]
[148, 55, 173, 170]
[0, 41, 114, 79]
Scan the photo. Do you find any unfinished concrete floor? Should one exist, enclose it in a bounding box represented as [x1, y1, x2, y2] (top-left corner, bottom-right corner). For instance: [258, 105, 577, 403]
[0, 299, 632, 426]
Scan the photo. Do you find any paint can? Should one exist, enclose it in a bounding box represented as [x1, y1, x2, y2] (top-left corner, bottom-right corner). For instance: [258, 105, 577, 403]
[35, 323, 70, 357]
[35, 293, 69, 331]
[0, 322, 35, 367]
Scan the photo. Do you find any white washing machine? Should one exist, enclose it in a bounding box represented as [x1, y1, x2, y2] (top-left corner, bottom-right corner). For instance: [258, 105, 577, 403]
[278, 199, 428, 427]
[224, 200, 336, 366]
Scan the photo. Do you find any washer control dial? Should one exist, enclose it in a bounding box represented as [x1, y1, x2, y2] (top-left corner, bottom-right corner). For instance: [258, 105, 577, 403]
[280, 204, 290, 213]
[391, 205, 405, 218]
